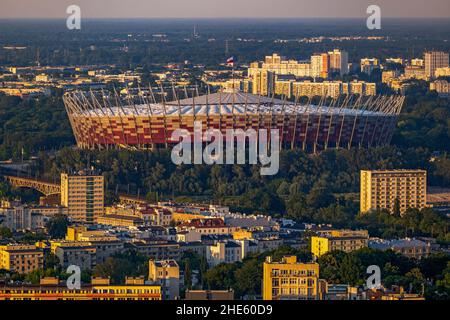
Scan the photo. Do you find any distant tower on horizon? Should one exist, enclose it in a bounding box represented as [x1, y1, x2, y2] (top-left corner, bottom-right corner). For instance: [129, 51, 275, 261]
[193, 25, 199, 39]
[36, 47, 40, 67]
[225, 40, 229, 55]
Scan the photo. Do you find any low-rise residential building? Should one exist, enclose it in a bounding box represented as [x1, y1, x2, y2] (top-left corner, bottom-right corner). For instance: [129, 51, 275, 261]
[292, 80, 376, 98]
[185, 289, 234, 300]
[324, 284, 362, 300]
[0, 200, 49, 231]
[206, 241, 242, 267]
[97, 214, 144, 227]
[360, 58, 379, 75]
[404, 66, 427, 80]
[263, 256, 322, 300]
[367, 286, 425, 300]
[51, 241, 97, 269]
[0, 277, 161, 300]
[179, 242, 207, 258]
[430, 79, 450, 98]
[177, 218, 238, 235]
[128, 240, 180, 260]
[435, 67, 450, 78]
[0, 244, 44, 274]
[369, 238, 432, 259]
[148, 259, 180, 300]
[311, 229, 369, 257]
[176, 230, 202, 243]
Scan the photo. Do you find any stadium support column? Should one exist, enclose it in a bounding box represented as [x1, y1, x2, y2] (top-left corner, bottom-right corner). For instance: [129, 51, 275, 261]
[302, 97, 312, 151]
[385, 96, 405, 145]
[143, 85, 155, 149]
[256, 93, 262, 135]
[173, 83, 184, 137]
[218, 90, 223, 137]
[160, 84, 169, 149]
[244, 89, 249, 132]
[74, 92, 96, 149]
[113, 87, 130, 149]
[127, 88, 143, 149]
[324, 96, 338, 150]
[205, 85, 211, 138]
[64, 94, 84, 148]
[332, 95, 349, 149]
[348, 95, 364, 149]
[337, 94, 353, 150]
[280, 95, 287, 149]
[313, 93, 326, 154]
[88, 90, 109, 150]
[290, 89, 300, 150]
[369, 95, 389, 148]
[101, 89, 120, 150]
[267, 92, 275, 153]
[360, 95, 378, 149]
[149, 85, 159, 149]
[376, 96, 394, 147]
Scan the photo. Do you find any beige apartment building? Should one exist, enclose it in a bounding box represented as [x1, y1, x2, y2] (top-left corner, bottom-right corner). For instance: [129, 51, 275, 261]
[360, 169, 427, 215]
[60, 171, 104, 224]
[292, 80, 376, 98]
[148, 259, 180, 300]
[424, 51, 449, 79]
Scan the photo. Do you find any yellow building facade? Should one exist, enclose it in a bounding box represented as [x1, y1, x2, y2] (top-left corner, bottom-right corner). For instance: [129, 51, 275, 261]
[0, 244, 44, 274]
[0, 277, 161, 300]
[311, 230, 369, 257]
[360, 169, 427, 215]
[263, 256, 321, 300]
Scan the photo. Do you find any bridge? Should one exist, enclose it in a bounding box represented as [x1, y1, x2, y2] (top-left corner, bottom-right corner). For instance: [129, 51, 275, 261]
[118, 194, 148, 205]
[4, 175, 61, 196]
[2, 174, 150, 204]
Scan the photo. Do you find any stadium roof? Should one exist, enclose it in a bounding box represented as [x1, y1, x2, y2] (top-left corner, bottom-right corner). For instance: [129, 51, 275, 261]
[167, 91, 290, 106]
[66, 90, 403, 117]
[76, 103, 386, 117]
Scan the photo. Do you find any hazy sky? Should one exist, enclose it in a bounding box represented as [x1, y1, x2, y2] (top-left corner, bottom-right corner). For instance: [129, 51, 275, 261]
[0, 0, 449, 19]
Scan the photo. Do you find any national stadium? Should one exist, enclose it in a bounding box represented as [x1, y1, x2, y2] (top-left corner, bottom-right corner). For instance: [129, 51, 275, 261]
[62, 89, 404, 152]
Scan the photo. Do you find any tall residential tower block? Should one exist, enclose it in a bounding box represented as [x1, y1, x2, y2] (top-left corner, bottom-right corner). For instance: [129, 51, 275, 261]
[360, 169, 427, 215]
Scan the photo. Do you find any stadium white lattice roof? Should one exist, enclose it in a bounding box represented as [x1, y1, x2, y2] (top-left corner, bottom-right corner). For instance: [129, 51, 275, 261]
[73, 92, 389, 117]
[166, 91, 289, 106]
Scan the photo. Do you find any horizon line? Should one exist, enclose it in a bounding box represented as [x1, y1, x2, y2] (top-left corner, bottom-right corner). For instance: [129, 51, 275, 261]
[1, 16, 450, 20]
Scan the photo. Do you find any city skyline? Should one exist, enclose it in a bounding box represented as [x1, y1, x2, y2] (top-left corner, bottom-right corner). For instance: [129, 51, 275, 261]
[0, 9, 448, 305]
[0, 0, 450, 19]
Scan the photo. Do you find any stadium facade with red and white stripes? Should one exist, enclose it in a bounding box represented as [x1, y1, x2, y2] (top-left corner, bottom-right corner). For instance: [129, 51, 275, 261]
[63, 89, 404, 152]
